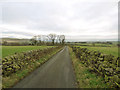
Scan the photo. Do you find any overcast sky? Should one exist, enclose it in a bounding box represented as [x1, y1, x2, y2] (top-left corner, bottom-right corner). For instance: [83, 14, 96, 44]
[0, 0, 119, 41]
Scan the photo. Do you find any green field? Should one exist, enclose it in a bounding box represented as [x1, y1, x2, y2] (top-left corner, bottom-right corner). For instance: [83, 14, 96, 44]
[69, 41, 118, 47]
[76, 46, 118, 57]
[2, 46, 54, 58]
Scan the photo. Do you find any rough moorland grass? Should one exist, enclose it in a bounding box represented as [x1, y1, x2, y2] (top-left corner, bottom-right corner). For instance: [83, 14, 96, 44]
[76, 46, 118, 57]
[69, 47, 108, 88]
[2, 46, 54, 58]
[2, 47, 63, 88]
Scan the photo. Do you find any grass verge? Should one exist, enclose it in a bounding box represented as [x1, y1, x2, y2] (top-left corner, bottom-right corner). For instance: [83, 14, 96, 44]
[69, 47, 108, 88]
[2, 47, 63, 88]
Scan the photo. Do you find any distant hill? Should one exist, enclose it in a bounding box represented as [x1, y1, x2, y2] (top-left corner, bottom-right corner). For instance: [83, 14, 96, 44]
[0, 38, 30, 43]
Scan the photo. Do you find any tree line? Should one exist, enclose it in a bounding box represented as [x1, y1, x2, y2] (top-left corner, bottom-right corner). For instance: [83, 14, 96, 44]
[2, 34, 65, 46]
[30, 34, 65, 46]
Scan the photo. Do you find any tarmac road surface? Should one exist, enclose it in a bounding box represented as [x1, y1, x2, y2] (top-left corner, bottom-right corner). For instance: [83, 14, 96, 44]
[14, 46, 76, 88]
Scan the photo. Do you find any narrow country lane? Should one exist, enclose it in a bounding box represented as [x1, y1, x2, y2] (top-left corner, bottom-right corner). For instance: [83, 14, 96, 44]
[14, 46, 76, 88]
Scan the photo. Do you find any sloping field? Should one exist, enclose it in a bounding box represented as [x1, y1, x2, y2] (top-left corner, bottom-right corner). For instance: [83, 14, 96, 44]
[1, 38, 30, 43]
[76, 46, 118, 57]
[2, 46, 54, 58]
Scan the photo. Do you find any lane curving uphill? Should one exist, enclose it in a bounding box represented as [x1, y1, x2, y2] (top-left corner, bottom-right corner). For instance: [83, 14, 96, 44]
[14, 46, 76, 88]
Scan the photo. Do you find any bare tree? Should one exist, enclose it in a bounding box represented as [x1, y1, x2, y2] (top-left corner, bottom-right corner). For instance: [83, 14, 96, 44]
[3, 40, 7, 46]
[30, 34, 65, 46]
[38, 35, 42, 45]
[58, 35, 61, 44]
[47, 34, 56, 45]
[44, 35, 49, 42]
[30, 36, 37, 45]
[56, 35, 60, 44]
[59, 35, 65, 44]
[41, 35, 47, 45]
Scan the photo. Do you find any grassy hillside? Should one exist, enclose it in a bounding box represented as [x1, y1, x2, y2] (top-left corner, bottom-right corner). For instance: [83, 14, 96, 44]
[1, 38, 30, 43]
[2, 46, 54, 58]
[84, 46, 118, 57]
[75, 46, 118, 57]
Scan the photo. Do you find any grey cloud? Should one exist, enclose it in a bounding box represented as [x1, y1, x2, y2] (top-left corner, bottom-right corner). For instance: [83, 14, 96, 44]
[2, 31, 33, 36]
[1, 0, 118, 41]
